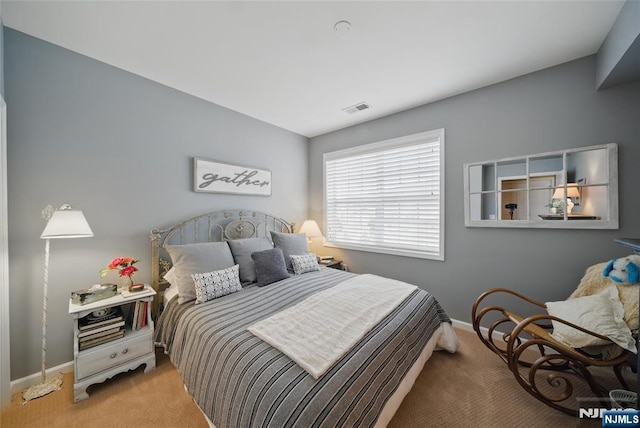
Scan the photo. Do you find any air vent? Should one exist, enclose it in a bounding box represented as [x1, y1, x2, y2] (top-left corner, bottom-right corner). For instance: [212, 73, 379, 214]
[343, 102, 371, 114]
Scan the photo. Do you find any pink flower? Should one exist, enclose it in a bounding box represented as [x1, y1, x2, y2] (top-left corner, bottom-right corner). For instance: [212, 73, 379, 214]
[108, 257, 127, 269]
[100, 257, 140, 283]
[119, 266, 138, 278]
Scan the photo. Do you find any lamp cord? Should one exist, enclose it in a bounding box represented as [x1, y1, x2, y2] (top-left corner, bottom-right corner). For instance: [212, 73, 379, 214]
[41, 238, 49, 383]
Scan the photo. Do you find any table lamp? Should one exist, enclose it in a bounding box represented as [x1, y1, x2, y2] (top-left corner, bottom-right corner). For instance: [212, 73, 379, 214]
[298, 220, 323, 244]
[552, 184, 580, 214]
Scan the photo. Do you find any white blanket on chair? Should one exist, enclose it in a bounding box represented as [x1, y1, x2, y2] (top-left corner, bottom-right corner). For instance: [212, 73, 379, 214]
[248, 274, 417, 379]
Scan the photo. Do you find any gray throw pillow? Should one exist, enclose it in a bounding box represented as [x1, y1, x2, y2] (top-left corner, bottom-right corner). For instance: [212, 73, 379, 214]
[227, 237, 274, 283]
[166, 242, 235, 304]
[251, 247, 290, 287]
[270, 231, 308, 272]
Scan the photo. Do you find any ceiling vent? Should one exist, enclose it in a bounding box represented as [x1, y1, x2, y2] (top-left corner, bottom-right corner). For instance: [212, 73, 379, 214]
[343, 102, 371, 114]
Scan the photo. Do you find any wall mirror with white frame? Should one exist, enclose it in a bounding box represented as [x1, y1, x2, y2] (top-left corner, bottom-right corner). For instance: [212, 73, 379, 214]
[463, 143, 618, 229]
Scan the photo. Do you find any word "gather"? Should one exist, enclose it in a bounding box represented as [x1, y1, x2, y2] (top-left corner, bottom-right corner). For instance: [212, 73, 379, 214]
[199, 170, 270, 189]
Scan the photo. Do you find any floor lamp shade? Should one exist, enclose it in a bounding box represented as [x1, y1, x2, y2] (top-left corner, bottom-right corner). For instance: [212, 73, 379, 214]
[23, 204, 93, 402]
[41, 206, 93, 239]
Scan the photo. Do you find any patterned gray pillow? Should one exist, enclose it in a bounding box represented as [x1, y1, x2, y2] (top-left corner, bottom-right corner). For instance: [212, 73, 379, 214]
[251, 248, 290, 287]
[290, 253, 319, 275]
[191, 264, 242, 304]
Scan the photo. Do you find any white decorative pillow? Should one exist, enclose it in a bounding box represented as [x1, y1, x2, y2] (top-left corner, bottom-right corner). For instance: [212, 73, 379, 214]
[546, 286, 637, 353]
[191, 265, 242, 304]
[290, 253, 319, 275]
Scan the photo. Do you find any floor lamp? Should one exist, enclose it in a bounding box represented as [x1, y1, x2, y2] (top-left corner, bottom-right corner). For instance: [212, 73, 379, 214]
[22, 204, 93, 401]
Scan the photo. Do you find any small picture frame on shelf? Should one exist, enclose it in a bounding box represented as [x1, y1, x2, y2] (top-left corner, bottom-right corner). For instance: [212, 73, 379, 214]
[128, 283, 145, 293]
[120, 284, 149, 298]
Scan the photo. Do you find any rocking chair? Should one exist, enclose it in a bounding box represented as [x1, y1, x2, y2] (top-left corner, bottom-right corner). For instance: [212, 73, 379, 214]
[472, 287, 636, 416]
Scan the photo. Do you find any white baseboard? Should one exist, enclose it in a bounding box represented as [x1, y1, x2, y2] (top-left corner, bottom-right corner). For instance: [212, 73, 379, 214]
[10, 360, 74, 394]
[453, 317, 549, 357]
[450, 318, 474, 332]
[451, 317, 505, 342]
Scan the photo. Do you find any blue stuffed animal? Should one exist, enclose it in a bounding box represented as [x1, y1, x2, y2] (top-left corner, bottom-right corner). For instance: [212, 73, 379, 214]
[603, 255, 640, 284]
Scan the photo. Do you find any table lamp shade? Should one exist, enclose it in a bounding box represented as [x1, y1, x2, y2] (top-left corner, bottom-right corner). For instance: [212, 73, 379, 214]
[552, 184, 580, 199]
[41, 208, 93, 239]
[299, 219, 323, 238]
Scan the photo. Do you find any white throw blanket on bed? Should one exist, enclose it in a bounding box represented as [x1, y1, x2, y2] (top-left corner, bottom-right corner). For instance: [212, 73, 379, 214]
[248, 274, 417, 379]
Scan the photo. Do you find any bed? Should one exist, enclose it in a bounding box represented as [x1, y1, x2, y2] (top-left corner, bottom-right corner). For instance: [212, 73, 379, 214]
[152, 210, 458, 428]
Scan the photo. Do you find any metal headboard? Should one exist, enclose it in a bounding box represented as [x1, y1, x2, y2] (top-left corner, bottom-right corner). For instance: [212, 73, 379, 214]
[149, 209, 293, 316]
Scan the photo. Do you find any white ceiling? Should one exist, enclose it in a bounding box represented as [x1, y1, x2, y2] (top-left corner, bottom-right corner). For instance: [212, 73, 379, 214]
[1, 1, 625, 138]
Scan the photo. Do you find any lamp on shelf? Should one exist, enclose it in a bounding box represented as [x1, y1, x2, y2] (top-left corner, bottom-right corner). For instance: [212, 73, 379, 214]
[298, 219, 323, 244]
[552, 184, 581, 214]
[23, 204, 93, 401]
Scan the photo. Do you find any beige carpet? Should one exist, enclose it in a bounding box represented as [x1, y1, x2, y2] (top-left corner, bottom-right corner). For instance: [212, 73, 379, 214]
[2, 328, 630, 427]
[1, 347, 209, 428]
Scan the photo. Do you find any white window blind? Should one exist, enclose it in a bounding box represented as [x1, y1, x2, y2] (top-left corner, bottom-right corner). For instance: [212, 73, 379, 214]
[324, 129, 444, 260]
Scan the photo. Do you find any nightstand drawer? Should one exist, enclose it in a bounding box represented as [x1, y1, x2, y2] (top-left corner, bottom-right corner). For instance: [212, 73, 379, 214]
[76, 330, 152, 380]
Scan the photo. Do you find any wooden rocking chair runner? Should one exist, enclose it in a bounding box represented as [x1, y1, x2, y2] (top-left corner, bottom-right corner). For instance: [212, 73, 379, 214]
[472, 288, 635, 416]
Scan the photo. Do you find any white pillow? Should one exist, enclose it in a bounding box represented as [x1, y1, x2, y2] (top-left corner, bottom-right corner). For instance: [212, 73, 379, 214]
[290, 253, 319, 275]
[546, 286, 637, 353]
[163, 267, 178, 286]
[163, 284, 179, 306]
[162, 268, 180, 305]
[191, 265, 242, 304]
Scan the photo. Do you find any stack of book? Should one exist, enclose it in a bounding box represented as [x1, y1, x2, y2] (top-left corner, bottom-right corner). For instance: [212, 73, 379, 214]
[78, 307, 125, 351]
[318, 255, 334, 265]
[129, 300, 148, 331]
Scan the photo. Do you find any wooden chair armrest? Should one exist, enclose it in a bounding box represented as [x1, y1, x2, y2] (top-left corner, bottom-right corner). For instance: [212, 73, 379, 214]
[472, 288, 546, 325]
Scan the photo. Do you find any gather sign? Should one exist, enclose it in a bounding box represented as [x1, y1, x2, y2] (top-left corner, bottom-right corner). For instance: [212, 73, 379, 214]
[193, 158, 272, 196]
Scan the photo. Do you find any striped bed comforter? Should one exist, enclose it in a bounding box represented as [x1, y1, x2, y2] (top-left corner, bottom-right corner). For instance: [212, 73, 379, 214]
[155, 268, 451, 428]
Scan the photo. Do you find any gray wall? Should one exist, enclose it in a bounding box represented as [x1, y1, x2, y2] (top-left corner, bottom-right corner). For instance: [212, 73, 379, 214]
[0, 19, 4, 97]
[309, 55, 640, 325]
[5, 29, 308, 379]
[596, 0, 640, 89]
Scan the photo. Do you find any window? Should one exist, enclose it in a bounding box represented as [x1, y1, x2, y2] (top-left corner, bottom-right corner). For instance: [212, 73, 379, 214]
[323, 129, 445, 260]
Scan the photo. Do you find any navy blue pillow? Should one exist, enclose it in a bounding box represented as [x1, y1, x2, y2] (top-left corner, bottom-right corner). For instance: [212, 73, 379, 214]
[251, 248, 290, 287]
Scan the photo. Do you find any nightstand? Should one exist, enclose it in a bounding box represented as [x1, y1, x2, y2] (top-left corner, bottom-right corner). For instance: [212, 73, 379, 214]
[321, 260, 344, 270]
[68, 285, 156, 402]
